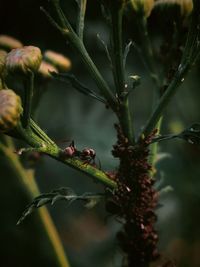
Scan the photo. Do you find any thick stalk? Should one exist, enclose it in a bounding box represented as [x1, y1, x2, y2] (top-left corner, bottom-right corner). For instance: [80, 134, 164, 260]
[110, 5, 134, 142]
[0, 137, 70, 267]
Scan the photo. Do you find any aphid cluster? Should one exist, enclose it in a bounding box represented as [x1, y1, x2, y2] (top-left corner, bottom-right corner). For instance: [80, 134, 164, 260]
[110, 124, 159, 267]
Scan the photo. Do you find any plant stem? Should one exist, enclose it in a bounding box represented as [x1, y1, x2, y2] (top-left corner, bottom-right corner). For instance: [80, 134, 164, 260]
[136, 16, 160, 89]
[22, 71, 34, 128]
[0, 137, 70, 267]
[48, 0, 117, 111]
[13, 121, 117, 189]
[68, 36, 117, 110]
[110, 6, 125, 95]
[142, 1, 200, 137]
[143, 63, 188, 136]
[110, 4, 134, 142]
[76, 0, 87, 41]
[148, 117, 162, 168]
[49, 149, 117, 189]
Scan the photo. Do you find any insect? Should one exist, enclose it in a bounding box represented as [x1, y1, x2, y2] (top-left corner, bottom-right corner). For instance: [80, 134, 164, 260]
[63, 141, 97, 166]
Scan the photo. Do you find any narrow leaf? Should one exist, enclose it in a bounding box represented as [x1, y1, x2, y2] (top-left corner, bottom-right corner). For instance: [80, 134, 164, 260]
[152, 123, 200, 146]
[51, 72, 106, 103]
[17, 187, 104, 225]
[97, 34, 112, 66]
[123, 41, 133, 70]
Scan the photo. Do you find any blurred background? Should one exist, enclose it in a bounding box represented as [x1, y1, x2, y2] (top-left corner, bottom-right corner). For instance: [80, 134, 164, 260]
[0, 0, 200, 266]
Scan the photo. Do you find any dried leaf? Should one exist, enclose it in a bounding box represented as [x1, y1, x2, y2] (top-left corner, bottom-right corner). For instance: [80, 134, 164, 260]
[17, 187, 104, 225]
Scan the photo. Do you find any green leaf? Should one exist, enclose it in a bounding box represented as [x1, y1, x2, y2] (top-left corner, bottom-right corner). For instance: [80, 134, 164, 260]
[51, 72, 106, 103]
[179, 123, 200, 145]
[17, 187, 104, 225]
[123, 41, 133, 70]
[151, 123, 200, 146]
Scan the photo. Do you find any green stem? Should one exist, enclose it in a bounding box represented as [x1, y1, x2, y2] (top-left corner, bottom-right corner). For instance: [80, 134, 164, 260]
[110, 6, 125, 94]
[143, 63, 188, 136]
[48, 148, 117, 189]
[148, 117, 162, 170]
[69, 36, 117, 110]
[49, 0, 117, 111]
[77, 0, 87, 41]
[22, 71, 34, 128]
[13, 121, 117, 189]
[0, 137, 70, 267]
[110, 5, 134, 142]
[142, 1, 200, 137]
[136, 16, 160, 89]
[30, 118, 56, 146]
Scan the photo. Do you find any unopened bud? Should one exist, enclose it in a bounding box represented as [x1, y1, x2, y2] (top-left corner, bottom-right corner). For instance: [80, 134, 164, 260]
[6, 46, 42, 75]
[131, 0, 154, 17]
[0, 89, 23, 132]
[0, 35, 23, 51]
[44, 50, 71, 72]
[0, 50, 7, 74]
[38, 61, 58, 78]
[155, 0, 193, 16]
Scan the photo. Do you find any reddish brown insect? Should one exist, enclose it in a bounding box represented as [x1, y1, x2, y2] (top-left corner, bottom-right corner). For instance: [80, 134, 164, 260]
[63, 141, 96, 165]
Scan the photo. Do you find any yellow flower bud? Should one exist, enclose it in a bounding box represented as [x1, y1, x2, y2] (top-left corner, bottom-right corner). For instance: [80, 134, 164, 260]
[0, 35, 23, 51]
[5, 46, 42, 75]
[131, 0, 154, 17]
[155, 0, 193, 16]
[44, 50, 71, 72]
[38, 61, 58, 78]
[181, 0, 193, 16]
[0, 89, 23, 132]
[0, 50, 7, 74]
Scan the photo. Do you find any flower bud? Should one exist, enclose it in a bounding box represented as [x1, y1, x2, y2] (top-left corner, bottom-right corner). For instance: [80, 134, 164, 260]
[44, 50, 71, 72]
[5, 46, 42, 75]
[38, 61, 58, 78]
[0, 35, 23, 51]
[131, 0, 154, 17]
[181, 0, 193, 16]
[155, 0, 193, 16]
[0, 50, 7, 74]
[0, 89, 23, 132]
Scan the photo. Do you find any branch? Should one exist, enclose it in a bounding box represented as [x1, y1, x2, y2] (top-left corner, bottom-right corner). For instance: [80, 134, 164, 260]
[13, 121, 117, 189]
[142, 0, 200, 137]
[43, 1, 117, 111]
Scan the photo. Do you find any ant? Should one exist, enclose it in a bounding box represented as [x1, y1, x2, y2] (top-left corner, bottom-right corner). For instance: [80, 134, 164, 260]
[62, 141, 97, 166]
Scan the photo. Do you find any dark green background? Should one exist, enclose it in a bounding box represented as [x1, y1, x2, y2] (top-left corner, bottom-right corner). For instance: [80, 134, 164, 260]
[0, 1, 200, 266]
